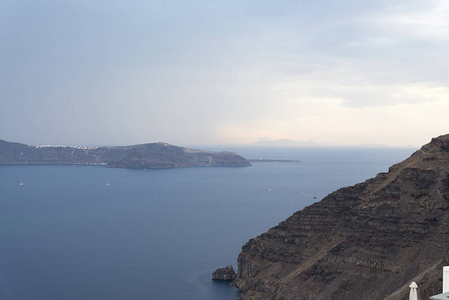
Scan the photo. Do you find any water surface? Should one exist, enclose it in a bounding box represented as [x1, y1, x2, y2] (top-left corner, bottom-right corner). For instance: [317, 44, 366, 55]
[0, 147, 416, 299]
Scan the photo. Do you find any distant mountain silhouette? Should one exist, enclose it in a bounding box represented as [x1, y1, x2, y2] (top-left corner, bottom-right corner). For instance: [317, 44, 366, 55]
[254, 138, 319, 147]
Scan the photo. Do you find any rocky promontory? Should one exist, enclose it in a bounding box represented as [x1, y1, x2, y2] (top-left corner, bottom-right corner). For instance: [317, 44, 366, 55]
[234, 134, 449, 299]
[0, 140, 251, 169]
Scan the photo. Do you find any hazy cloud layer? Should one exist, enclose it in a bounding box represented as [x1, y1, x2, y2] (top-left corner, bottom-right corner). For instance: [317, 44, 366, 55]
[1, 0, 448, 147]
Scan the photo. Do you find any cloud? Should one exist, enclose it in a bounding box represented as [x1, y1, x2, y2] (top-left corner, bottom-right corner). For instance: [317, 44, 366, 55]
[249, 0, 449, 108]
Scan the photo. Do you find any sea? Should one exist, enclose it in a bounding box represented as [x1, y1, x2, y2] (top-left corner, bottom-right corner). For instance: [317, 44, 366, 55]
[0, 146, 416, 300]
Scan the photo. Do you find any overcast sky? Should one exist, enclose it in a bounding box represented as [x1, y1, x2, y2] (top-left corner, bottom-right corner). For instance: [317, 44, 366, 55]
[1, 0, 448, 147]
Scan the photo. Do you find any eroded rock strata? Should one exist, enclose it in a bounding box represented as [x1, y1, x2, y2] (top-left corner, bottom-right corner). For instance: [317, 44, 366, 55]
[234, 134, 449, 300]
[0, 140, 251, 169]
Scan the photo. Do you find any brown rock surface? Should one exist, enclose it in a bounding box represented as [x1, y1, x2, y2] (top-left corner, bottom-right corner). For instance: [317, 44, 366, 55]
[234, 134, 449, 300]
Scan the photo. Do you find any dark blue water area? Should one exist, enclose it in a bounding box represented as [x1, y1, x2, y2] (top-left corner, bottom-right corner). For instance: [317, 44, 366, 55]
[0, 147, 416, 299]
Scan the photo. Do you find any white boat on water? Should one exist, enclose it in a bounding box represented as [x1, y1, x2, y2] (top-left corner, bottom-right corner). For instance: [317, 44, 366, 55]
[19, 180, 24, 186]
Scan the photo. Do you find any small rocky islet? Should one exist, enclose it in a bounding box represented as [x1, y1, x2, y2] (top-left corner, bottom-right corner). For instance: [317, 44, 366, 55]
[212, 265, 237, 281]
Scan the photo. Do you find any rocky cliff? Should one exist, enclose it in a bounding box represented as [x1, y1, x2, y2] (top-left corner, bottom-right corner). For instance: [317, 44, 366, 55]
[0, 140, 251, 169]
[234, 134, 449, 300]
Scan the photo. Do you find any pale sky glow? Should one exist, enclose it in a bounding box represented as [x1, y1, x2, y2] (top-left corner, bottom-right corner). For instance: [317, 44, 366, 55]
[1, 0, 448, 147]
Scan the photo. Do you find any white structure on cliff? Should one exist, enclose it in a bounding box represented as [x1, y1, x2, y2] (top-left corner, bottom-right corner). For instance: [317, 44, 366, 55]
[429, 266, 449, 299]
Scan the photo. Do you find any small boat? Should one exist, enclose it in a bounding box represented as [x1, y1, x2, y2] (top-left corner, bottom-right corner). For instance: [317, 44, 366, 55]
[19, 180, 24, 186]
[106, 182, 110, 186]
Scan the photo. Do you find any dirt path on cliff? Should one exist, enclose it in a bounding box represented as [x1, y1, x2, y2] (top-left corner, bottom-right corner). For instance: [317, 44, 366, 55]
[281, 238, 345, 284]
[384, 261, 441, 300]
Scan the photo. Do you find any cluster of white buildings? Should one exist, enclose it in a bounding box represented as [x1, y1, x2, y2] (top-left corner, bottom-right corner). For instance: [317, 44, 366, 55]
[33, 145, 99, 150]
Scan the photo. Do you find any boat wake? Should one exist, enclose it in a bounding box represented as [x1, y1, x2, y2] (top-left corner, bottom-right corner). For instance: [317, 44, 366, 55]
[298, 193, 316, 199]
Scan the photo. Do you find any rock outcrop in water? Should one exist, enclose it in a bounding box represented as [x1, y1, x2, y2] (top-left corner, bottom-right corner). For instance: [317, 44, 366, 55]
[0, 140, 251, 169]
[234, 134, 449, 300]
[212, 266, 237, 281]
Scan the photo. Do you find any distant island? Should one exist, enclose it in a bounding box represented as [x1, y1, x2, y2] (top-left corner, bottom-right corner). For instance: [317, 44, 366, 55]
[254, 138, 416, 148]
[0, 140, 251, 169]
[255, 138, 319, 147]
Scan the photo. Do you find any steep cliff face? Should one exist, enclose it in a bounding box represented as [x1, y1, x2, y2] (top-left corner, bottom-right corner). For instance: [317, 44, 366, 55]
[235, 134, 449, 300]
[0, 140, 251, 168]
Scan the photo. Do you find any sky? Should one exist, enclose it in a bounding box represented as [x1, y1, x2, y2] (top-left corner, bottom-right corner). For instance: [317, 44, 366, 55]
[1, 0, 448, 147]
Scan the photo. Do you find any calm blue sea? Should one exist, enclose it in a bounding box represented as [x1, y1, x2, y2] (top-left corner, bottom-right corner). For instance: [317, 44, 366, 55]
[0, 147, 416, 300]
